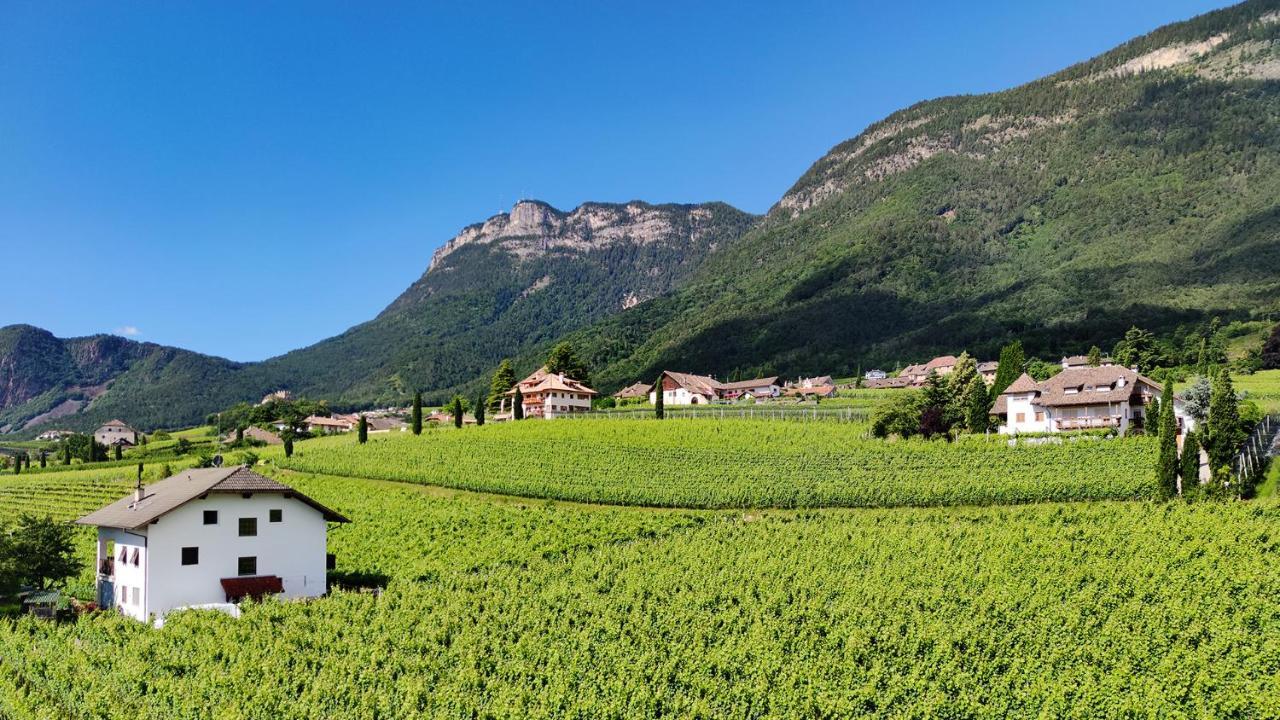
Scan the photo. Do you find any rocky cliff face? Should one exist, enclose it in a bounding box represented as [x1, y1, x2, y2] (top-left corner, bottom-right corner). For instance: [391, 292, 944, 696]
[428, 200, 736, 272]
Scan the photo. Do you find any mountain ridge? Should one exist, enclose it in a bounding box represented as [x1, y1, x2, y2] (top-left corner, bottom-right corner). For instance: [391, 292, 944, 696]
[5, 0, 1280, 435]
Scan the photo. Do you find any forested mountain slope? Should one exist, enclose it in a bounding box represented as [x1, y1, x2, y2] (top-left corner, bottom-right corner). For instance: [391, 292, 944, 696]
[567, 0, 1280, 389]
[0, 325, 250, 434]
[243, 200, 757, 404]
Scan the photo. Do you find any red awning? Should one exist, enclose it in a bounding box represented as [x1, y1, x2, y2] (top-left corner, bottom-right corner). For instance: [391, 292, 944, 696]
[220, 575, 283, 602]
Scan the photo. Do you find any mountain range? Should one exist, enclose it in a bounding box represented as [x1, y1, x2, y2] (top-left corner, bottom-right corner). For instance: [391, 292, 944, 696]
[4, 0, 1279, 436]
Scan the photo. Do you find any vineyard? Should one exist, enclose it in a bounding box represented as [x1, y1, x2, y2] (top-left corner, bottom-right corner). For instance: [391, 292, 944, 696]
[274, 419, 1159, 508]
[3, 499, 1279, 718]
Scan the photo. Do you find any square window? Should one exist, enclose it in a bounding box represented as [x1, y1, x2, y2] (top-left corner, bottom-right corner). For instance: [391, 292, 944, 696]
[239, 517, 257, 537]
[181, 547, 199, 566]
[269, 509, 282, 523]
[238, 556, 257, 576]
[203, 510, 218, 525]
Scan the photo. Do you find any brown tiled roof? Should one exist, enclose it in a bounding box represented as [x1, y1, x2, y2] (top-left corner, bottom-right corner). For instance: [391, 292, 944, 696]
[719, 376, 779, 391]
[77, 466, 349, 530]
[507, 367, 596, 396]
[662, 371, 723, 396]
[992, 395, 1008, 415]
[993, 367, 1161, 414]
[1035, 367, 1158, 407]
[613, 382, 652, 398]
[1004, 373, 1041, 394]
[924, 356, 958, 371]
[98, 419, 135, 430]
[977, 361, 999, 372]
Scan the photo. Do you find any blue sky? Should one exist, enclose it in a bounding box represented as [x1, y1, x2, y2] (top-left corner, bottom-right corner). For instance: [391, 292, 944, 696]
[1, 0, 1232, 361]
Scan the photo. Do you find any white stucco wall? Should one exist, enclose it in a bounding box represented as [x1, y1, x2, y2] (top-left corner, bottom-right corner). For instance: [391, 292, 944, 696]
[142, 493, 330, 618]
[102, 527, 149, 621]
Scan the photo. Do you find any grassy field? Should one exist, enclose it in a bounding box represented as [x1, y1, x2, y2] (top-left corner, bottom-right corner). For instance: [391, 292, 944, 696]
[273, 419, 1159, 508]
[3, 496, 1279, 718]
[0, 417, 1272, 718]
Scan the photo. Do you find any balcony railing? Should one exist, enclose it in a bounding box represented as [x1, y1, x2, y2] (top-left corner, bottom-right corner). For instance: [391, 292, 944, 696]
[1054, 417, 1120, 431]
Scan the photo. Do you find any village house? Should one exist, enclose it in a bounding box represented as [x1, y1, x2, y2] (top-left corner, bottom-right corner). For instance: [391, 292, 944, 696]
[720, 377, 781, 401]
[864, 376, 914, 389]
[785, 384, 837, 399]
[863, 369, 888, 380]
[94, 420, 138, 447]
[612, 382, 653, 402]
[647, 371, 782, 405]
[303, 415, 357, 434]
[223, 426, 283, 445]
[977, 361, 1000, 385]
[76, 465, 349, 622]
[899, 356, 959, 386]
[992, 366, 1194, 435]
[649, 371, 722, 405]
[499, 367, 597, 419]
[35, 429, 75, 442]
[791, 375, 834, 389]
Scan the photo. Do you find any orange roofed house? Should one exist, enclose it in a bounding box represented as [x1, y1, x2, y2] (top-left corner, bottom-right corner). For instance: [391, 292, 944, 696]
[499, 367, 597, 419]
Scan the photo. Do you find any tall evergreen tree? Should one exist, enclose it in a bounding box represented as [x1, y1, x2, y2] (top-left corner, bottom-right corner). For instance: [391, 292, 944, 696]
[113, 443, 122, 461]
[62, 444, 71, 465]
[546, 342, 589, 384]
[39, 451, 46, 469]
[1205, 368, 1243, 472]
[283, 431, 294, 459]
[919, 371, 952, 439]
[474, 395, 485, 426]
[1180, 431, 1201, 498]
[451, 396, 464, 429]
[946, 353, 978, 429]
[962, 378, 990, 433]
[1156, 383, 1179, 498]
[357, 415, 368, 444]
[990, 341, 1025, 400]
[654, 375, 665, 420]
[411, 391, 423, 435]
[513, 387, 524, 420]
[1262, 321, 1280, 370]
[488, 360, 516, 412]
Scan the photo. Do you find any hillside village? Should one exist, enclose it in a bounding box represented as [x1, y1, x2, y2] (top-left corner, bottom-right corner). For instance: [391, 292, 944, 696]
[5, 2, 1280, 715]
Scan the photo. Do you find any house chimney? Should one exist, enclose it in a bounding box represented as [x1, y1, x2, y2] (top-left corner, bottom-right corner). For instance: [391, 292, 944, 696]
[133, 476, 144, 503]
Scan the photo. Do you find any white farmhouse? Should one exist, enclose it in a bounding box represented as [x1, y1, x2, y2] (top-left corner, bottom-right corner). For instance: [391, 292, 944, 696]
[94, 419, 138, 447]
[76, 465, 349, 622]
[992, 367, 1195, 435]
[497, 367, 597, 419]
[650, 371, 723, 405]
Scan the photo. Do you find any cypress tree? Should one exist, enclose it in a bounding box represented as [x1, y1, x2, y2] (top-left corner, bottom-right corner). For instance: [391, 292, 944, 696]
[451, 397, 464, 429]
[654, 375, 665, 420]
[990, 341, 1025, 400]
[1180, 432, 1201, 498]
[358, 415, 368, 444]
[39, 451, 46, 469]
[114, 443, 123, 461]
[474, 395, 485, 426]
[1156, 383, 1178, 498]
[513, 387, 524, 420]
[12, 456, 18, 475]
[137, 463, 144, 482]
[411, 392, 423, 435]
[283, 433, 294, 459]
[963, 378, 990, 433]
[1206, 368, 1243, 473]
[62, 444, 71, 465]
